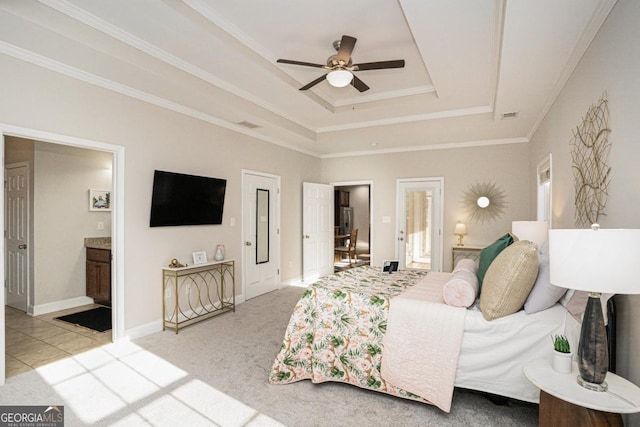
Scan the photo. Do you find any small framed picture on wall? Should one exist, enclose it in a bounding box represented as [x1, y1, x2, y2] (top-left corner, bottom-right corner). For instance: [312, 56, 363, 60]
[89, 189, 112, 211]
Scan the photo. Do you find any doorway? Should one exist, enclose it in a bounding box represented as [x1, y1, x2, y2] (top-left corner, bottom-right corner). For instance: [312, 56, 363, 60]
[302, 182, 334, 282]
[1, 124, 125, 386]
[332, 182, 372, 271]
[396, 178, 443, 271]
[242, 170, 281, 300]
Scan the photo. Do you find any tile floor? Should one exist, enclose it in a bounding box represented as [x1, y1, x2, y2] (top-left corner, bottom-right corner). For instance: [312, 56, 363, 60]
[4, 305, 112, 378]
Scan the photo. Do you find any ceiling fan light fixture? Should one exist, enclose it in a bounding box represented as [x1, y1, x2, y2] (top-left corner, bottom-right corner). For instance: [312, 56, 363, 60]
[327, 70, 353, 87]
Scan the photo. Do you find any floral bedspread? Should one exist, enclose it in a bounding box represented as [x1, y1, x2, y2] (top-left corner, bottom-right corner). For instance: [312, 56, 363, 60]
[269, 266, 432, 403]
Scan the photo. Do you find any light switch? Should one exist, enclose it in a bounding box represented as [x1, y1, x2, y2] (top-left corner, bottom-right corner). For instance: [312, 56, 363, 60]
[230, 217, 236, 227]
[98, 222, 104, 230]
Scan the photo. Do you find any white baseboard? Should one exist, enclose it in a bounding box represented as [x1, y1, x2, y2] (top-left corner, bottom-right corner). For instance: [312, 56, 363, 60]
[125, 297, 246, 341]
[282, 276, 310, 288]
[31, 296, 95, 316]
[125, 320, 163, 340]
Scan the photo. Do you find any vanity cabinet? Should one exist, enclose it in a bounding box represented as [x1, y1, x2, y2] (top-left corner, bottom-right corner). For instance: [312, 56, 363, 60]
[86, 247, 111, 306]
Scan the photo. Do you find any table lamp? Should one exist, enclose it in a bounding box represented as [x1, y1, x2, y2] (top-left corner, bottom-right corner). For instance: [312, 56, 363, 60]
[512, 221, 549, 247]
[549, 225, 640, 391]
[454, 222, 467, 246]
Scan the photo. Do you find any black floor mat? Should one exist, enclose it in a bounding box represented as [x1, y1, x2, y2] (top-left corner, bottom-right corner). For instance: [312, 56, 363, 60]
[54, 307, 111, 332]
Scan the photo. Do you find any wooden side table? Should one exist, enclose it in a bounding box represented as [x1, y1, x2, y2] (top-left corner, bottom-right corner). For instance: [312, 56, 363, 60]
[524, 359, 640, 426]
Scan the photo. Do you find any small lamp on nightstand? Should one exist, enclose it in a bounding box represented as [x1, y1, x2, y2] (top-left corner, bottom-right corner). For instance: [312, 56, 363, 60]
[549, 225, 640, 392]
[454, 222, 467, 246]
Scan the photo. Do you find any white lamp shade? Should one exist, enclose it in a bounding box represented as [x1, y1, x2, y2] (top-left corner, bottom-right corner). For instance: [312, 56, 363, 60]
[549, 229, 640, 294]
[454, 222, 467, 235]
[327, 70, 353, 87]
[512, 221, 548, 247]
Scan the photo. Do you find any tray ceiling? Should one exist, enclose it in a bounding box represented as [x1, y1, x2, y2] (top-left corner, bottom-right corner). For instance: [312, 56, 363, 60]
[0, 0, 617, 157]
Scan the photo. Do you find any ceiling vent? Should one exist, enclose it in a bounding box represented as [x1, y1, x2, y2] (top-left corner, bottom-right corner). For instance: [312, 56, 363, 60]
[501, 111, 519, 120]
[236, 120, 260, 129]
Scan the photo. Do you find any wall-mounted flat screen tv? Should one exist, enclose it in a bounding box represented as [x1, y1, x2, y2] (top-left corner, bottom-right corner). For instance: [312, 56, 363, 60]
[149, 170, 226, 227]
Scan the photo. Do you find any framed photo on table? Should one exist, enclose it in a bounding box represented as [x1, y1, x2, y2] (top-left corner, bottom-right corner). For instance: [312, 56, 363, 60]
[382, 260, 399, 274]
[192, 251, 207, 265]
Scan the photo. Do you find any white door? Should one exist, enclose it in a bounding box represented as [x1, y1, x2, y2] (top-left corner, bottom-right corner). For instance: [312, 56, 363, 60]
[243, 172, 280, 300]
[396, 179, 443, 271]
[302, 182, 334, 282]
[5, 163, 29, 312]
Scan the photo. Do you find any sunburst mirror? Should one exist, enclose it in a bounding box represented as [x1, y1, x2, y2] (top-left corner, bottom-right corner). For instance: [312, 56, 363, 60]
[462, 181, 508, 223]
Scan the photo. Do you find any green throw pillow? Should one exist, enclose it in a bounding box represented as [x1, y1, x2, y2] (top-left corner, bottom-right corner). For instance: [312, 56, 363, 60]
[477, 233, 514, 290]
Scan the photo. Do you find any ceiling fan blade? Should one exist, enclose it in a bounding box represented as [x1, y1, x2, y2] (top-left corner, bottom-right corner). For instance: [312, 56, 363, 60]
[353, 60, 405, 71]
[300, 74, 327, 90]
[336, 35, 357, 64]
[277, 59, 326, 68]
[351, 75, 370, 92]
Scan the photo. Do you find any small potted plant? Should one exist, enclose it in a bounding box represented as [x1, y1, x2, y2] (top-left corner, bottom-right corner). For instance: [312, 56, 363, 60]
[551, 334, 572, 374]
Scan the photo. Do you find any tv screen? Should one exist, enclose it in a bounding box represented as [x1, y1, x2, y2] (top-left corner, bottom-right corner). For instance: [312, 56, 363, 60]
[149, 170, 226, 227]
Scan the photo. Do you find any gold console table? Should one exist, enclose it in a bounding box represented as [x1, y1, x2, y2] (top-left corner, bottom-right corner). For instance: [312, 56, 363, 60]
[162, 260, 235, 333]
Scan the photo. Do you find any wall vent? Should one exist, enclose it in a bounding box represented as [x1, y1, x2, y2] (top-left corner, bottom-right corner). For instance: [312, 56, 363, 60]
[501, 111, 519, 119]
[236, 120, 260, 129]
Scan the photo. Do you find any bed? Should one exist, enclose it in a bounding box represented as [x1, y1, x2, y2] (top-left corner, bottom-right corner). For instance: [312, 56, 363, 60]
[269, 237, 611, 412]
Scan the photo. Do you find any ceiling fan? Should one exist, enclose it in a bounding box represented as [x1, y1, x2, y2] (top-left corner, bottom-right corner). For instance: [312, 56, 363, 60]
[277, 35, 405, 92]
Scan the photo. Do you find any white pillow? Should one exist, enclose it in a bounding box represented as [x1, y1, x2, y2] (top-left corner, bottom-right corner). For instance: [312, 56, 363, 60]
[443, 270, 479, 308]
[524, 248, 567, 314]
[453, 258, 478, 275]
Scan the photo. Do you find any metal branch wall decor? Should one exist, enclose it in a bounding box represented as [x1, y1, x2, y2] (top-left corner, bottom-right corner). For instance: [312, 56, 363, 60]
[462, 181, 508, 223]
[570, 93, 611, 227]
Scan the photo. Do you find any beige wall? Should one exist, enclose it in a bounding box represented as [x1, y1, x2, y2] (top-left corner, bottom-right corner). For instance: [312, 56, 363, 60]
[0, 53, 321, 332]
[321, 143, 531, 271]
[33, 142, 112, 306]
[528, 0, 640, 422]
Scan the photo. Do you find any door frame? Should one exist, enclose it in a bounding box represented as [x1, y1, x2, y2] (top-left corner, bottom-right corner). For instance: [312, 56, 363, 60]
[330, 180, 374, 264]
[241, 169, 281, 302]
[0, 123, 125, 386]
[395, 177, 444, 272]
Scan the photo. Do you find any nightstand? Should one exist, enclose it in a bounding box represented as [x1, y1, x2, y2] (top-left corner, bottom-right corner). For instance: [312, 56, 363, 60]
[524, 359, 640, 426]
[451, 245, 483, 270]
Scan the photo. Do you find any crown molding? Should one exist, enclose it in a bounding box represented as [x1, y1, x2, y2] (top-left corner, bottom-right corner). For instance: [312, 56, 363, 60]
[320, 137, 528, 159]
[332, 85, 436, 107]
[316, 105, 493, 133]
[38, 0, 318, 131]
[0, 40, 319, 157]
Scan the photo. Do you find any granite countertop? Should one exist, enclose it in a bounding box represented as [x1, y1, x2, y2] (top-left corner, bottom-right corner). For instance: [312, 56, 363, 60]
[84, 237, 111, 250]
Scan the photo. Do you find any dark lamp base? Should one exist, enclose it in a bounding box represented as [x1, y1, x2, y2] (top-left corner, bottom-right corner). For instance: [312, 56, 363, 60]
[577, 293, 609, 391]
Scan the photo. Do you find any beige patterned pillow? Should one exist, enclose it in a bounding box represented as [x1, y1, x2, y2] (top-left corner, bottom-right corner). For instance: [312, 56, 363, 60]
[480, 240, 539, 321]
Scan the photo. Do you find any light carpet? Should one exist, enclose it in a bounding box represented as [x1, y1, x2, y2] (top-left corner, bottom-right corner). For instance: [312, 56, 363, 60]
[1, 286, 538, 426]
